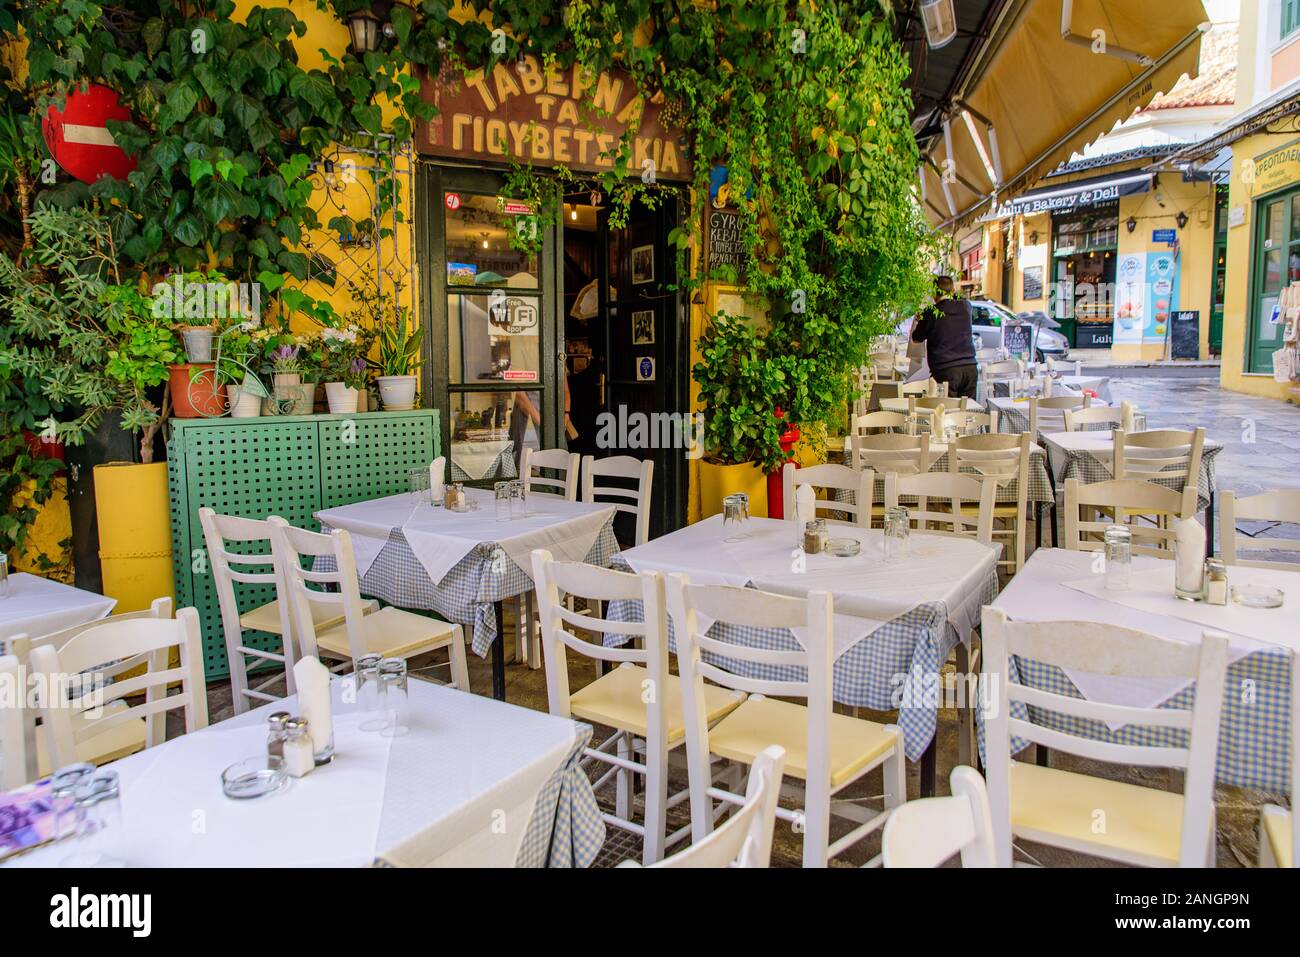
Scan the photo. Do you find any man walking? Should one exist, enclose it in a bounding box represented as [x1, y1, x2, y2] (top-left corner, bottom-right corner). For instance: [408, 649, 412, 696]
[910, 275, 978, 400]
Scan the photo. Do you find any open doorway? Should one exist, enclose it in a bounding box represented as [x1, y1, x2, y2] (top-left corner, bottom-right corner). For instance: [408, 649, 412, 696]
[561, 188, 687, 540]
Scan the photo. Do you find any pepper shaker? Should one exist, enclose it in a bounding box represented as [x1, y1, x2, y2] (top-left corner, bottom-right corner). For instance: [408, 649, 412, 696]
[1204, 558, 1228, 606]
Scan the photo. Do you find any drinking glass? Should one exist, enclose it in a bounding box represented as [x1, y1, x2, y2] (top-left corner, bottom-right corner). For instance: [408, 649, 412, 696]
[0, 552, 8, 598]
[1103, 525, 1132, 591]
[408, 467, 430, 506]
[495, 481, 512, 522]
[356, 654, 387, 732]
[61, 771, 124, 867]
[379, 658, 409, 738]
[884, 505, 910, 561]
[50, 763, 96, 840]
[721, 493, 750, 543]
[509, 479, 526, 518]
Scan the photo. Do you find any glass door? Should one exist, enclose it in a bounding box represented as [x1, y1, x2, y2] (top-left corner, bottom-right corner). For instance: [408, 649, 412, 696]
[419, 165, 562, 485]
[1248, 190, 1299, 374]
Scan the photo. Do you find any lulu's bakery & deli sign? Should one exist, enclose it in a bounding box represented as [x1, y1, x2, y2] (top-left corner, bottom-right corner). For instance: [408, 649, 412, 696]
[418, 58, 691, 181]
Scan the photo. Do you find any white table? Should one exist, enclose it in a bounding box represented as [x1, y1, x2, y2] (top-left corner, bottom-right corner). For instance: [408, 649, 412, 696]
[989, 548, 1297, 791]
[315, 488, 618, 700]
[879, 397, 985, 414]
[0, 574, 116, 652]
[4, 678, 603, 868]
[449, 438, 517, 482]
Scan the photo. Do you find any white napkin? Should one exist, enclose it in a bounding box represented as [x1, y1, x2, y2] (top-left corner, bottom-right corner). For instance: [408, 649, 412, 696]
[1174, 518, 1205, 596]
[795, 483, 816, 532]
[1120, 401, 1136, 434]
[294, 656, 334, 755]
[1042, 376, 1053, 398]
[430, 456, 446, 504]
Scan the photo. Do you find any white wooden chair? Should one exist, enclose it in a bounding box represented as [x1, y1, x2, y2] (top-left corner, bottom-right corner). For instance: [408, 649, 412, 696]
[531, 548, 744, 864]
[958, 408, 999, 434]
[983, 359, 1023, 380]
[270, 520, 468, 689]
[619, 745, 787, 869]
[30, 609, 210, 771]
[884, 471, 996, 544]
[948, 432, 1030, 573]
[882, 765, 997, 868]
[581, 454, 654, 547]
[781, 462, 872, 528]
[1028, 394, 1089, 439]
[1062, 405, 1122, 431]
[851, 410, 911, 435]
[665, 575, 906, 868]
[1063, 478, 1197, 558]
[1114, 428, 1205, 490]
[849, 432, 934, 477]
[1, 655, 29, 790]
[1220, 490, 1300, 571]
[1259, 647, 1298, 867]
[4, 598, 174, 785]
[200, 508, 373, 713]
[521, 447, 580, 501]
[981, 607, 1228, 867]
[900, 379, 935, 397]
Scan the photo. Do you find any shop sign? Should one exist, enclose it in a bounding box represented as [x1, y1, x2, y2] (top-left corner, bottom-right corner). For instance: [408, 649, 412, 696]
[705, 167, 746, 277]
[1152, 228, 1177, 245]
[989, 175, 1149, 219]
[418, 59, 691, 181]
[1251, 137, 1300, 197]
[488, 293, 539, 337]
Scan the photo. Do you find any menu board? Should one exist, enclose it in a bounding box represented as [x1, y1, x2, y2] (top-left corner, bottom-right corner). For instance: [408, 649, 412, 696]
[1022, 266, 1044, 301]
[705, 206, 745, 277]
[1003, 322, 1034, 357]
[1170, 310, 1199, 359]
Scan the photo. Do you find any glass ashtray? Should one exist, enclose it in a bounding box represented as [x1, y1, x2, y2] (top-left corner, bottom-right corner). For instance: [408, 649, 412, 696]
[1231, 584, 1285, 609]
[221, 755, 289, 799]
[826, 538, 861, 558]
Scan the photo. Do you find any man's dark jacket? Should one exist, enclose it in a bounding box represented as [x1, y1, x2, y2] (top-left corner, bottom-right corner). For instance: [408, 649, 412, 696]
[911, 298, 976, 373]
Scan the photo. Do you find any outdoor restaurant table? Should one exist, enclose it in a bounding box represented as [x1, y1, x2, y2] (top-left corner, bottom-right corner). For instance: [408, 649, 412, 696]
[990, 375, 1113, 403]
[603, 513, 1000, 790]
[449, 438, 518, 483]
[984, 548, 1297, 792]
[315, 488, 619, 700]
[989, 395, 1147, 439]
[1041, 429, 1222, 515]
[3, 677, 605, 868]
[0, 573, 116, 653]
[879, 396, 986, 414]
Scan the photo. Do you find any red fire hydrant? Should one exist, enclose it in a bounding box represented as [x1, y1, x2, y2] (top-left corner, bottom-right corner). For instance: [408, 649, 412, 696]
[766, 407, 800, 519]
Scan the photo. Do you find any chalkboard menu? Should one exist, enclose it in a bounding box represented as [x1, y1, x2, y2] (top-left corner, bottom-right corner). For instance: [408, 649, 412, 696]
[1003, 322, 1034, 357]
[705, 207, 746, 277]
[1022, 266, 1044, 301]
[1170, 310, 1199, 359]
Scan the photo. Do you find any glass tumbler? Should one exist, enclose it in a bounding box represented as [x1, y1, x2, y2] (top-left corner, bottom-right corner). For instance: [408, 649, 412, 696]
[50, 763, 96, 840]
[1103, 525, 1132, 591]
[721, 493, 750, 542]
[509, 479, 526, 518]
[408, 467, 430, 506]
[379, 658, 410, 738]
[0, 552, 9, 598]
[61, 771, 125, 867]
[495, 481, 512, 522]
[356, 654, 387, 732]
[884, 505, 911, 561]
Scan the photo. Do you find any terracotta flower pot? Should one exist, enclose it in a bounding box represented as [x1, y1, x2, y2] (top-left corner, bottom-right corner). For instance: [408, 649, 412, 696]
[168, 363, 226, 418]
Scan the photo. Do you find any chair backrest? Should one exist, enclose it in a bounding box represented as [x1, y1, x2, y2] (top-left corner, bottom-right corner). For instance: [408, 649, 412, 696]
[913, 395, 964, 412]
[269, 519, 371, 660]
[638, 745, 786, 868]
[949, 432, 1030, 494]
[1114, 428, 1205, 488]
[1, 654, 27, 790]
[899, 379, 934, 397]
[530, 548, 671, 727]
[981, 607, 1228, 867]
[782, 462, 873, 527]
[1219, 490, 1300, 571]
[884, 471, 996, 543]
[983, 359, 1023, 378]
[1028, 394, 1089, 439]
[849, 432, 933, 476]
[958, 408, 999, 434]
[30, 609, 209, 770]
[581, 454, 654, 546]
[851, 410, 910, 435]
[882, 765, 996, 868]
[521, 447, 580, 501]
[1063, 478, 1196, 557]
[1062, 405, 1122, 431]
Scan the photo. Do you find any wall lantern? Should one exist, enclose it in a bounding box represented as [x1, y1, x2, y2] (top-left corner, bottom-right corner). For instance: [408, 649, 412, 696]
[1175, 211, 1189, 229]
[1126, 216, 1138, 233]
[1028, 230, 1038, 245]
[347, 9, 382, 54]
[920, 0, 958, 49]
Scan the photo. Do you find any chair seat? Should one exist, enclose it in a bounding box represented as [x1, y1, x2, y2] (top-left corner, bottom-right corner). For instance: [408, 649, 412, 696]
[239, 598, 354, 636]
[568, 664, 743, 744]
[1010, 761, 1189, 865]
[315, 606, 460, 660]
[1262, 807, 1293, 868]
[36, 701, 146, 777]
[707, 696, 897, 787]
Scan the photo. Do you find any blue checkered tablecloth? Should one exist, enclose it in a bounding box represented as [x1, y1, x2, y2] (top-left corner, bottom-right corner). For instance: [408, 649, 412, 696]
[978, 647, 1293, 793]
[836, 448, 1054, 508]
[1044, 439, 1221, 513]
[449, 448, 518, 483]
[602, 556, 1000, 761]
[994, 401, 1148, 439]
[317, 522, 620, 656]
[515, 723, 607, 867]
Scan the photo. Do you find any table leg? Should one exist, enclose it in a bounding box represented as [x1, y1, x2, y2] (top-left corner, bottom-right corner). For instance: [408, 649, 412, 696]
[492, 600, 506, 701]
[1205, 491, 1215, 557]
[1036, 745, 1049, 767]
[1050, 500, 1059, 548]
[919, 739, 936, 798]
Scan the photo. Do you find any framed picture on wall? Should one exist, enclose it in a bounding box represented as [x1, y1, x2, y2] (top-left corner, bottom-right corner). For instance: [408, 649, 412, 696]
[1022, 265, 1044, 301]
[631, 244, 655, 284]
[631, 309, 655, 345]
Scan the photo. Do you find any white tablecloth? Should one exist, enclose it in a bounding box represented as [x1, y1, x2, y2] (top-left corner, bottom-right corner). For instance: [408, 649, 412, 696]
[1041, 431, 1224, 486]
[450, 439, 515, 481]
[4, 679, 584, 868]
[316, 489, 615, 588]
[879, 397, 986, 414]
[620, 514, 999, 658]
[0, 574, 116, 651]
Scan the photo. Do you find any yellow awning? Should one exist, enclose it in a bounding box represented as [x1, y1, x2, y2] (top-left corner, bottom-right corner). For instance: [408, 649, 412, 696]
[919, 0, 1209, 232]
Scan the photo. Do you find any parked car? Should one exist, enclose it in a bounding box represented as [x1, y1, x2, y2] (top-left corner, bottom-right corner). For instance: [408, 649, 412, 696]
[897, 299, 1070, 364]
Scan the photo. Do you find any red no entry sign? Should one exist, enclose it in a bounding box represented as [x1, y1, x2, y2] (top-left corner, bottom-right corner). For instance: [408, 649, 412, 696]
[43, 84, 138, 184]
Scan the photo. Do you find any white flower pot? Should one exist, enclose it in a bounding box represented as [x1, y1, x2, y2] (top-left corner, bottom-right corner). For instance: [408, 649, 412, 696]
[377, 375, 417, 411]
[265, 372, 314, 416]
[228, 385, 262, 418]
[325, 381, 363, 415]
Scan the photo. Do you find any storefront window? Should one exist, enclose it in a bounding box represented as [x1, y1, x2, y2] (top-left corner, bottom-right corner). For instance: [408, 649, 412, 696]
[1052, 203, 1118, 347]
[444, 193, 539, 288]
[447, 292, 541, 384]
[447, 390, 540, 481]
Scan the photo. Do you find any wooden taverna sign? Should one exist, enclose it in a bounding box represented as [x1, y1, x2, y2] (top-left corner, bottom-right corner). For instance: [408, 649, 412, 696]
[418, 58, 691, 182]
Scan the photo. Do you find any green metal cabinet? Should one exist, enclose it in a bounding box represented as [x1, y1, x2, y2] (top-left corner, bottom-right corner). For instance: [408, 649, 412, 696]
[167, 410, 440, 679]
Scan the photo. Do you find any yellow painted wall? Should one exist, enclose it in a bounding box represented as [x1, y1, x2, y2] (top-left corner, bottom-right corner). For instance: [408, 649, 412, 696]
[1219, 130, 1296, 400]
[1007, 213, 1051, 314]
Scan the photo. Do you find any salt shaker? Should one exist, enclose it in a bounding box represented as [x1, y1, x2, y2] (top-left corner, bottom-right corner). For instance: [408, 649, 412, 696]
[282, 717, 315, 777]
[803, 520, 825, 555]
[1204, 558, 1228, 606]
[266, 711, 292, 759]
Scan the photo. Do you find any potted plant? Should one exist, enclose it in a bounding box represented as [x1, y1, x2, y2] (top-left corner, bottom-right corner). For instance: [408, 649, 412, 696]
[372, 311, 421, 410]
[321, 324, 373, 414]
[214, 322, 267, 418]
